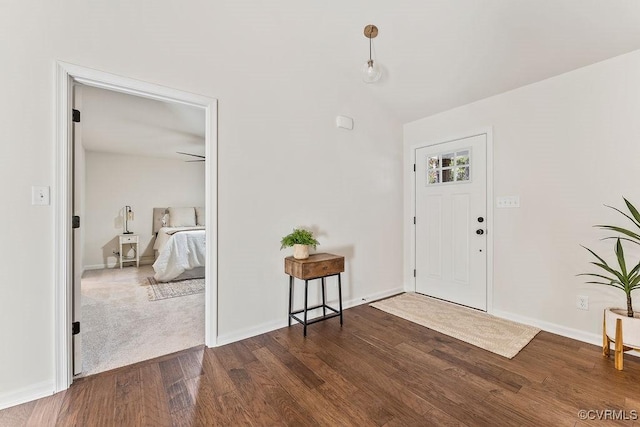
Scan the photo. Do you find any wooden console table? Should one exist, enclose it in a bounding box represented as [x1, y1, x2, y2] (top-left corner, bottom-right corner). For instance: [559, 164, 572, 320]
[285, 253, 344, 336]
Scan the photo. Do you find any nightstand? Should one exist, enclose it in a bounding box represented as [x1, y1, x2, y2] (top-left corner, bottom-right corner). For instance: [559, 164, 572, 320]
[119, 234, 139, 269]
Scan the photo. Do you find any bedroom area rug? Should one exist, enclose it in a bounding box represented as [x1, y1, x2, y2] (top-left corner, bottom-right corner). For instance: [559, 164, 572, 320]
[147, 276, 205, 301]
[370, 292, 540, 358]
[80, 265, 204, 377]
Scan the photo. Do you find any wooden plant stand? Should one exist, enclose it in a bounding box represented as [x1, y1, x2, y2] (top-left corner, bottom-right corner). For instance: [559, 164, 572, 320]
[285, 253, 344, 337]
[603, 311, 638, 371]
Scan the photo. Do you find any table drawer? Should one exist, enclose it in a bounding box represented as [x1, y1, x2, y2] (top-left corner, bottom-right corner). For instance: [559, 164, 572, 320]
[285, 253, 344, 280]
[120, 235, 138, 244]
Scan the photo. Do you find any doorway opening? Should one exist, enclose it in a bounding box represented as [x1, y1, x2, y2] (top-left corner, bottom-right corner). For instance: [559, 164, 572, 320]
[77, 84, 208, 376]
[54, 62, 218, 391]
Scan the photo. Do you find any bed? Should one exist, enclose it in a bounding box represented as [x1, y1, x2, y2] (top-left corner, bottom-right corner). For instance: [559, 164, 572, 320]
[152, 207, 206, 282]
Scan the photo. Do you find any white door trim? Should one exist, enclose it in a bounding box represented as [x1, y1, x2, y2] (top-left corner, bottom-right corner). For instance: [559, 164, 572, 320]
[407, 128, 494, 313]
[54, 61, 218, 392]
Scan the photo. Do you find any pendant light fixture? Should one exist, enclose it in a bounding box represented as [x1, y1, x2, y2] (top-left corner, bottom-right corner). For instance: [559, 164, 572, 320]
[362, 24, 382, 83]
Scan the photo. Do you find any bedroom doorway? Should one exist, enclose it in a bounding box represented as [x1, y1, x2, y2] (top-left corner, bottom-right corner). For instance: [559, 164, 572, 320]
[76, 85, 208, 377]
[55, 62, 218, 392]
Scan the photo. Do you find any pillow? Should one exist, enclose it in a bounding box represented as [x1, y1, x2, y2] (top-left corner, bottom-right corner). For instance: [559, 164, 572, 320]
[195, 207, 205, 226]
[168, 207, 196, 227]
[161, 213, 169, 227]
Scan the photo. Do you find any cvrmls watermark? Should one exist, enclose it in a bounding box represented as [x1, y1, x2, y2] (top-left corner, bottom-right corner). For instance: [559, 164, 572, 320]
[578, 409, 638, 421]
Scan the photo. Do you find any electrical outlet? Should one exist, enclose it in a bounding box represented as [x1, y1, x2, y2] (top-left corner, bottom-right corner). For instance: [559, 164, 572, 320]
[577, 295, 589, 310]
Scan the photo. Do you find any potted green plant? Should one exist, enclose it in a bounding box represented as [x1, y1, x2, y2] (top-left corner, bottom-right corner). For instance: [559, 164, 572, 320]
[580, 198, 640, 369]
[280, 228, 319, 260]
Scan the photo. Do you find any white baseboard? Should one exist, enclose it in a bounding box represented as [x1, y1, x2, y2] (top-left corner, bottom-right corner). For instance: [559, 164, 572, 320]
[214, 287, 405, 347]
[216, 319, 289, 347]
[491, 309, 602, 347]
[84, 256, 155, 271]
[344, 287, 405, 308]
[0, 380, 54, 411]
[492, 308, 640, 358]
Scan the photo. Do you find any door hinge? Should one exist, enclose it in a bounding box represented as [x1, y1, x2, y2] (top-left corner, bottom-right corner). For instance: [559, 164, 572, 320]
[72, 215, 80, 229]
[72, 321, 80, 335]
[72, 109, 81, 123]
[413, 216, 416, 225]
[413, 164, 416, 172]
[413, 269, 416, 277]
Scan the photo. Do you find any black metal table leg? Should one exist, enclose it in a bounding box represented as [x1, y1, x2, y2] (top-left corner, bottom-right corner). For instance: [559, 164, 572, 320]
[321, 277, 326, 316]
[338, 273, 343, 326]
[288, 275, 293, 326]
[303, 279, 309, 336]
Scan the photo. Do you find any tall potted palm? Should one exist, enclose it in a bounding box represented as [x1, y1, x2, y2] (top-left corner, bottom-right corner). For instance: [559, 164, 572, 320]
[581, 198, 640, 370]
[581, 239, 640, 318]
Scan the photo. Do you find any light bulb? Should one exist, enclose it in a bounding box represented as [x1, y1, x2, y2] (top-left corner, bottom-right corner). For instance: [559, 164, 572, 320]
[362, 59, 382, 83]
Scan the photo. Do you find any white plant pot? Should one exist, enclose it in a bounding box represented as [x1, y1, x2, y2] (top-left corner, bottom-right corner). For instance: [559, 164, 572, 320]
[604, 307, 640, 348]
[293, 244, 309, 260]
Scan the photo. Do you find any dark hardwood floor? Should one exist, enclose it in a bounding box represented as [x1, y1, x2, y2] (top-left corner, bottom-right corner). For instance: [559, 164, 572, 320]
[2, 303, 640, 426]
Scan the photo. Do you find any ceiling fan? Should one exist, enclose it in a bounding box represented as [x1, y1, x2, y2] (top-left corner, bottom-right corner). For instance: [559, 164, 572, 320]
[177, 151, 205, 162]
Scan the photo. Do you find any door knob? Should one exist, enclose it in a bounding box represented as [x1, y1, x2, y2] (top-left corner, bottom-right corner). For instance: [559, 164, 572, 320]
[476, 229, 484, 235]
[477, 217, 484, 223]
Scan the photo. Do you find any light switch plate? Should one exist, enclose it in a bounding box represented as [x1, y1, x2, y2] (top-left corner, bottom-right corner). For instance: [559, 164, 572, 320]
[496, 195, 520, 208]
[32, 186, 50, 206]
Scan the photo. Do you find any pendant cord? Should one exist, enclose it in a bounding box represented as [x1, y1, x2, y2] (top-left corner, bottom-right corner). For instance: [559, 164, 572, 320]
[369, 37, 372, 62]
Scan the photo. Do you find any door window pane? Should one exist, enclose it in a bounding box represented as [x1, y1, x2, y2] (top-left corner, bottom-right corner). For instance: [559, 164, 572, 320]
[456, 166, 470, 181]
[456, 150, 469, 165]
[428, 156, 439, 169]
[428, 170, 440, 184]
[441, 153, 454, 167]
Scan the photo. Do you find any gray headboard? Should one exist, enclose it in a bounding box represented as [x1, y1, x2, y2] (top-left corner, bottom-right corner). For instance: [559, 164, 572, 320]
[152, 208, 168, 234]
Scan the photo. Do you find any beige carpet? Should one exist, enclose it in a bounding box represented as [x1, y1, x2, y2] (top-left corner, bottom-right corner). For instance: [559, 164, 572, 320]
[370, 292, 539, 358]
[147, 276, 205, 301]
[80, 266, 204, 377]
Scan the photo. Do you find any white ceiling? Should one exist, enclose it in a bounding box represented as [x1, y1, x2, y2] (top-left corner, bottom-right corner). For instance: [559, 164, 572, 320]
[79, 1, 640, 155]
[358, 0, 640, 122]
[80, 85, 205, 160]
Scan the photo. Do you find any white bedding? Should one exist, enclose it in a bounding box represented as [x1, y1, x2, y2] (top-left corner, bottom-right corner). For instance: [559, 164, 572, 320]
[153, 226, 205, 253]
[152, 227, 206, 282]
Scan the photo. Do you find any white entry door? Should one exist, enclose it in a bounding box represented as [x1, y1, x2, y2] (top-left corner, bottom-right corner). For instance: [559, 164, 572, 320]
[415, 134, 487, 310]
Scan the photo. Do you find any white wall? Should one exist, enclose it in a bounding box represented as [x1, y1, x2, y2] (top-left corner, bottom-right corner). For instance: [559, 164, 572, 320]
[83, 152, 205, 269]
[0, 1, 403, 407]
[404, 49, 640, 342]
